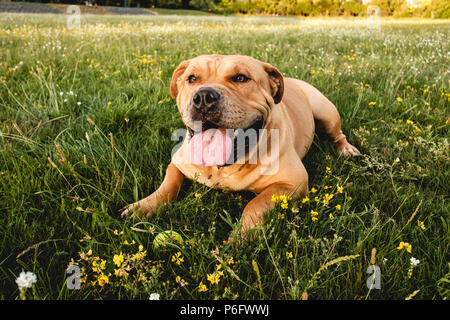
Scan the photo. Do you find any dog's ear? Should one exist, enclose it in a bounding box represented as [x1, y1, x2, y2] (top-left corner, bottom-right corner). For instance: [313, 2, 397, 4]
[170, 60, 191, 100]
[262, 63, 284, 104]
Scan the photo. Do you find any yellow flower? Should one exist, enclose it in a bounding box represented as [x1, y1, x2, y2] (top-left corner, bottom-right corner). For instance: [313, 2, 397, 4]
[216, 264, 222, 271]
[286, 251, 293, 259]
[171, 252, 184, 265]
[323, 193, 334, 205]
[139, 244, 144, 252]
[113, 252, 124, 267]
[92, 261, 100, 273]
[97, 274, 109, 287]
[207, 272, 221, 285]
[194, 192, 201, 198]
[281, 202, 288, 209]
[131, 251, 146, 261]
[138, 275, 147, 282]
[326, 166, 332, 174]
[271, 194, 279, 203]
[228, 257, 235, 265]
[418, 220, 426, 230]
[368, 101, 377, 106]
[397, 241, 412, 253]
[337, 185, 344, 194]
[329, 213, 335, 221]
[396, 97, 403, 102]
[87, 249, 92, 256]
[114, 268, 128, 278]
[92, 259, 107, 273]
[310, 210, 319, 221]
[310, 187, 318, 194]
[301, 196, 310, 204]
[335, 204, 342, 211]
[198, 282, 208, 292]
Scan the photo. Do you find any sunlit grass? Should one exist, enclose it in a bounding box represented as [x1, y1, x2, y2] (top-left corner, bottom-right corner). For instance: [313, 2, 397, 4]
[0, 14, 448, 300]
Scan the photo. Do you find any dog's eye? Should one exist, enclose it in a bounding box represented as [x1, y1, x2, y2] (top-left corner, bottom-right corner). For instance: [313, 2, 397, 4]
[188, 75, 197, 84]
[232, 74, 250, 83]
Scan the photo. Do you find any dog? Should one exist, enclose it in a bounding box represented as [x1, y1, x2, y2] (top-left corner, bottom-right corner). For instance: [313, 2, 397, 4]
[120, 54, 359, 237]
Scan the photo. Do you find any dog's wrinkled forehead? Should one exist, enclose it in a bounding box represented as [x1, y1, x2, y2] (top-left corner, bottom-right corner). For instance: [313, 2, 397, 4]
[187, 55, 262, 82]
[171, 54, 284, 105]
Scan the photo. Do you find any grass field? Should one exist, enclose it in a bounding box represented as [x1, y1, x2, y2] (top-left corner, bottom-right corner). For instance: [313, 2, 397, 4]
[0, 13, 449, 300]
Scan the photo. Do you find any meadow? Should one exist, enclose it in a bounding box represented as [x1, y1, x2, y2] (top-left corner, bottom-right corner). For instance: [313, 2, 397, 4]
[0, 13, 449, 300]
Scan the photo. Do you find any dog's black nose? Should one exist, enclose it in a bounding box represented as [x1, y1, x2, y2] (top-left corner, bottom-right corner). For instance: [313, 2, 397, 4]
[193, 88, 220, 112]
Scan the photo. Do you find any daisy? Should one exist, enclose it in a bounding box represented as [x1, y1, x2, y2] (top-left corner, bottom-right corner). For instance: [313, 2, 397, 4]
[15, 271, 37, 289]
[149, 293, 160, 300]
[410, 257, 420, 267]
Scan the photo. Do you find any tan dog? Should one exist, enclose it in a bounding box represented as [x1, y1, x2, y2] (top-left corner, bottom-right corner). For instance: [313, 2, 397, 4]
[120, 54, 359, 236]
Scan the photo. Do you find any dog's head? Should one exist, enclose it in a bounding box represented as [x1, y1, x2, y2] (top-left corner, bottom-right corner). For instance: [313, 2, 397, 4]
[170, 54, 284, 166]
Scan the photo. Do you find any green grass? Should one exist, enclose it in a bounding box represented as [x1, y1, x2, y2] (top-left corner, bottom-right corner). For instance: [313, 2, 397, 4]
[0, 14, 449, 300]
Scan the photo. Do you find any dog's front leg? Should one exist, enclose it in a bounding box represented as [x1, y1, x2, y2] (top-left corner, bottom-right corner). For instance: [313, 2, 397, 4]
[120, 163, 184, 219]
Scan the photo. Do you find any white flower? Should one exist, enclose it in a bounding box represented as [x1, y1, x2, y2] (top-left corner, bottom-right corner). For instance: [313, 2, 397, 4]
[77, 102, 81, 105]
[18, 61, 24, 67]
[410, 257, 420, 267]
[395, 157, 400, 162]
[149, 293, 160, 300]
[59, 91, 64, 96]
[15, 271, 37, 289]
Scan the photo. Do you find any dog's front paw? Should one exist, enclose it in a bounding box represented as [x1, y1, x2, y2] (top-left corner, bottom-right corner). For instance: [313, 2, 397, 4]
[118, 202, 138, 219]
[118, 200, 152, 219]
[339, 143, 360, 157]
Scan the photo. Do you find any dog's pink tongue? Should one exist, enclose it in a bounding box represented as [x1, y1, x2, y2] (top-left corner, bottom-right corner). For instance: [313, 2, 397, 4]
[189, 128, 232, 166]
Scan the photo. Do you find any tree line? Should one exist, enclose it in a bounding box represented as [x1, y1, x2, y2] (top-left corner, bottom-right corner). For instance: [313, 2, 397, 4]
[23, 0, 450, 18]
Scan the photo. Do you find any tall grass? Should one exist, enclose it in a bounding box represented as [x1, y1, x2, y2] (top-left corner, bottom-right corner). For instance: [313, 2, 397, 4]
[0, 14, 448, 300]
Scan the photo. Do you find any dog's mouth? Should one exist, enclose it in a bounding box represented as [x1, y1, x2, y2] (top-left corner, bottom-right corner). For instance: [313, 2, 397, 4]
[187, 117, 264, 167]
